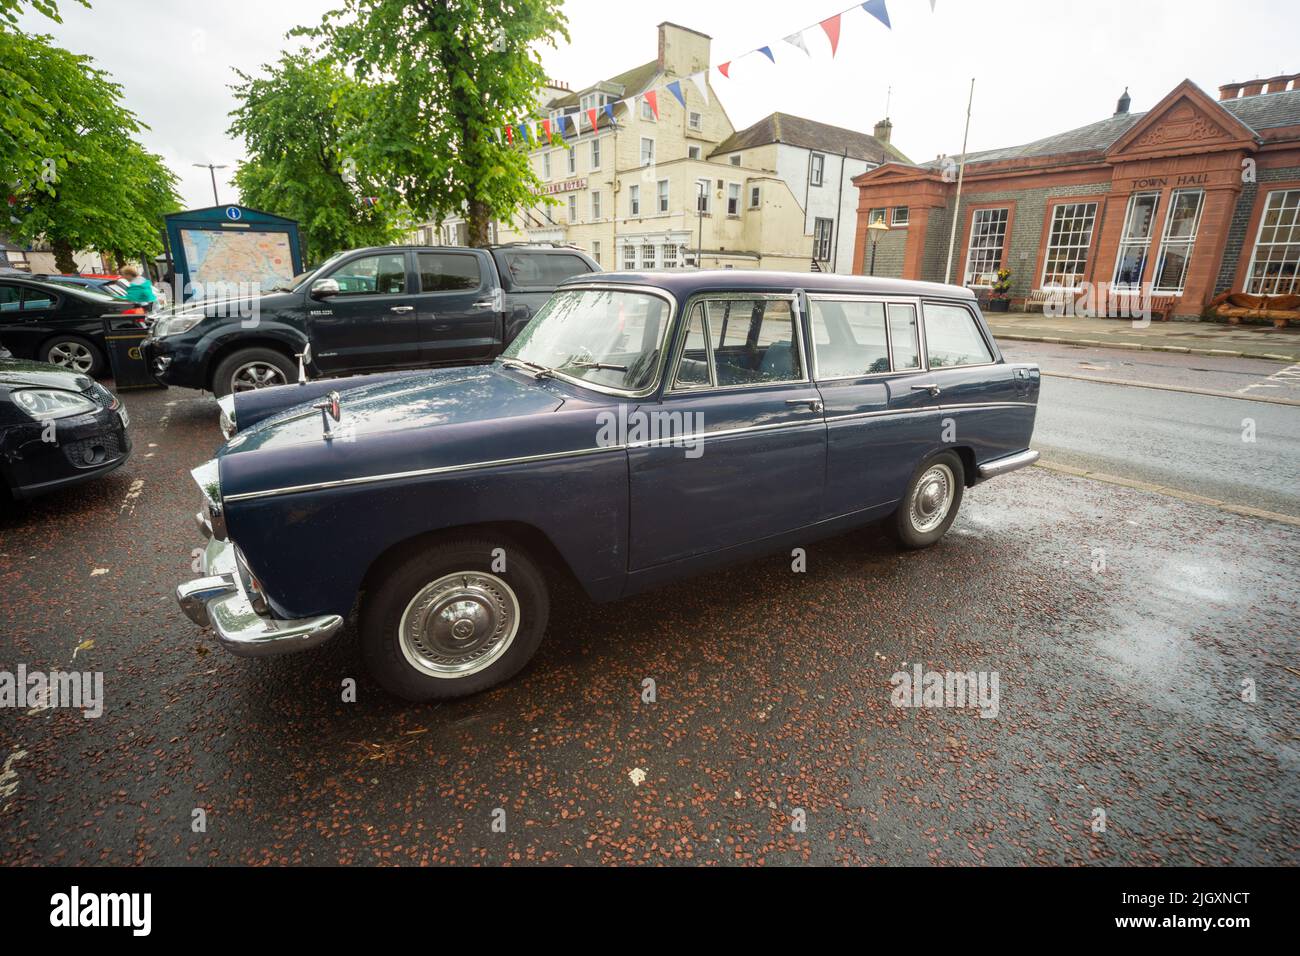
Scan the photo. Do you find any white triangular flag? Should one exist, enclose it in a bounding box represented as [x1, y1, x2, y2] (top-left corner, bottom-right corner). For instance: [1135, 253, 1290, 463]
[784, 32, 810, 56]
[687, 72, 709, 107]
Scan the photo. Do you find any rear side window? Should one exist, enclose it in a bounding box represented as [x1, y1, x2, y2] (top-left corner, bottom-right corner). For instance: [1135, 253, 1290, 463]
[418, 252, 483, 292]
[924, 303, 994, 366]
[22, 288, 57, 310]
[810, 300, 890, 377]
[0, 284, 20, 312]
[500, 251, 592, 288]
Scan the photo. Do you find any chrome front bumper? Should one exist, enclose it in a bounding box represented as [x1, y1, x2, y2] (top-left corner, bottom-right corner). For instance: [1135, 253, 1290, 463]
[176, 530, 343, 658]
[977, 448, 1040, 479]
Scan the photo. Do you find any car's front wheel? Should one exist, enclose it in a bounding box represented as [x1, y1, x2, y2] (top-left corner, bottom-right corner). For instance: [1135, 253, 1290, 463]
[360, 536, 550, 702]
[890, 451, 965, 549]
[212, 347, 294, 397]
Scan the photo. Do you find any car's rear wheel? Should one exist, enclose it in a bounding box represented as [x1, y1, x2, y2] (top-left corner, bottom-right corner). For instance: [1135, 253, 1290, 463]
[43, 336, 103, 377]
[890, 451, 964, 549]
[212, 347, 294, 397]
[360, 536, 550, 702]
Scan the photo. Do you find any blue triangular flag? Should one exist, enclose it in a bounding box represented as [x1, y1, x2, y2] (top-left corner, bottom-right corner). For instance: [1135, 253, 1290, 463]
[517, 122, 530, 143]
[666, 80, 687, 108]
[758, 45, 775, 63]
[603, 103, 618, 127]
[555, 114, 568, 136]
[862, 0, 891, 29]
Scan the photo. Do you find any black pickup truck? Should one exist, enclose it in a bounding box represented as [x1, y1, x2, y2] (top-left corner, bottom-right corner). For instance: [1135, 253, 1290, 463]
[142, 244, 599, 396]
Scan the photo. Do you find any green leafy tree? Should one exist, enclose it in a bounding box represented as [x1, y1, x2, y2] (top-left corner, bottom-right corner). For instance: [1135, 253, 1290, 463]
[299, 0, 568, 245]
[1, 0, 88, 28]
[229, 52, 407, 262]
[2, 29, 178, 272]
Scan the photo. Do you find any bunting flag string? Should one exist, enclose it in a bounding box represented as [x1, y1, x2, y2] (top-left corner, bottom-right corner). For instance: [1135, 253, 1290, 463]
[502, 0, 903, 149]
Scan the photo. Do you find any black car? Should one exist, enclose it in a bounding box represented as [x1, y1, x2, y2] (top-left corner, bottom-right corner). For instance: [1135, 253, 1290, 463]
[143, 243, 599, 397]
[0, 275, 151, 377]
[0, 357, 131, 500]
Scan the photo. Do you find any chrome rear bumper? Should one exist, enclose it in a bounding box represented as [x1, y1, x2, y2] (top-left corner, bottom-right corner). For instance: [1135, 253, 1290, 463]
[176, 535, 342, 658]
[977, 448, 1040, 479]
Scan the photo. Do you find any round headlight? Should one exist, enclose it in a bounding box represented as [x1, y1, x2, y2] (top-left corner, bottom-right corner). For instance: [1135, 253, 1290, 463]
[12, 389, 99, 419]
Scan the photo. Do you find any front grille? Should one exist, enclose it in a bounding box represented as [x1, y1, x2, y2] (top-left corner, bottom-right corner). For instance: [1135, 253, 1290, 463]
[63, 432, 125, 468]
[81, 383, 116, 409]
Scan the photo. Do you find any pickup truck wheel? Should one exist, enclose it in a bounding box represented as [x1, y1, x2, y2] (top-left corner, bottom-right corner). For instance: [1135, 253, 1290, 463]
[360, 537, 549, 702]
[212, 348, 294, 397]
[890, 451, 964, 550]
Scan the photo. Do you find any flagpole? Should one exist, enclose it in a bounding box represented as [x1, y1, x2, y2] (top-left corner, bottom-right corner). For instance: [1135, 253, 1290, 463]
[944, 77, 975, 285]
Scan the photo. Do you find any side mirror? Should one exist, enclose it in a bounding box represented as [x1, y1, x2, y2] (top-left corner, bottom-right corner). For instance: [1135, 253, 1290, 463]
[310, 278, 339, 299]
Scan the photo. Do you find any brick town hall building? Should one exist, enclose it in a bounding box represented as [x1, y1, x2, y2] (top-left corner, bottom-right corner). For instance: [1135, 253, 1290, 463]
[850, 75, 1300, 317]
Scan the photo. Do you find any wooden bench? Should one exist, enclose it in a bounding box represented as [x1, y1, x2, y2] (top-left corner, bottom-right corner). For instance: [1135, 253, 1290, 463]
[1210, 292, 1300, 328]
[1020, 289, 1077, 314]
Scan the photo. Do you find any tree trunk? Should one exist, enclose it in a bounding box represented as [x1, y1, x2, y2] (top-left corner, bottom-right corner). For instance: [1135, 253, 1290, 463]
[52, 239, 77, 274]
[466, 199, 491, 247]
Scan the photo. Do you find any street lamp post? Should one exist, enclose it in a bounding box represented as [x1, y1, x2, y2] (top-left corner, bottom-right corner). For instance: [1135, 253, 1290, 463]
[867, 218, 890, 276]
[695, 180, 705, 270]
[193, 163, 228, 205]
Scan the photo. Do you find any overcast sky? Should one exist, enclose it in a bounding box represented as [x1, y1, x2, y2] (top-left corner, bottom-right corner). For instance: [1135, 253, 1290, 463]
[19, 0, 1300, 209]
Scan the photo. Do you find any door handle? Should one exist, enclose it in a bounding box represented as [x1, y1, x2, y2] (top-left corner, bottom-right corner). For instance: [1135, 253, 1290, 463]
[390, 305, 414, 313]
[911, 384, 942, 397]
[470, 300, 496, 309]
[785, 398, 824, 413]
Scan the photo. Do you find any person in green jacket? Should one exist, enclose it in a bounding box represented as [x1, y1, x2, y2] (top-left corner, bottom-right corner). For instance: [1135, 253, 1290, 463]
[120, 266, 158, 310]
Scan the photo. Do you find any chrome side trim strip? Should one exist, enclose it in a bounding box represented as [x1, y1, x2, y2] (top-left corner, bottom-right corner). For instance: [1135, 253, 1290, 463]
[977, 448, 1040, 479]
[824, 401, 1036, 426]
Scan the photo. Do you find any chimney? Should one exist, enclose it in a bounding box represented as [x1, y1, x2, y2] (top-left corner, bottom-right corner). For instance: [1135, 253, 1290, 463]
[1219, 82, 1242, 101]
[657, 22, 711, 76]
[873, 117, 893, 144]
[1114, 87, 1131, 116]
[1264, 73, 1298, 93]
[1242, 79, 1266, 97]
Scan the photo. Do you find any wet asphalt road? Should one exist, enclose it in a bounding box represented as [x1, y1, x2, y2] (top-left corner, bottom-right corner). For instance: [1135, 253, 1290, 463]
[1, 377, 1298, 866]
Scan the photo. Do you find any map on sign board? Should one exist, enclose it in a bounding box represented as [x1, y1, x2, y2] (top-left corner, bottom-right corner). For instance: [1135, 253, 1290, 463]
[180, 228, 295, 292]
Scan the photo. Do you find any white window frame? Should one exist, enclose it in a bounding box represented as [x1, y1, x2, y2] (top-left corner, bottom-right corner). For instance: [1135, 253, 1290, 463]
[892, 207, 910, 227]
[629, 184, 640, 217]
[541, 151, 551, 179]
[1244, 188, 1300, 295]
[590, 137, 601, 170]
[567, 194, 577, 223]
[640, 243, 657, 269]
[622, 243, 636, 270]
[657, 179, 669, 214]
[729, 155, 741, 166]
[1111, 191, 1161, 288]
[591, 190, 601, 220]
[1040, 201, 1099, 290]
[963, 207, 1010, 287]
[749, 185, 761, 208]
[662, 244, 678, 269]
[813, 217, 833, 261]
[727, 182, 741, 216]
[696, 179, 711, 215]
[689, 111, 702, 131]
[639, 137, 655, 167]
[688, 145, 701, 160]
[591, 240, 601, 265]
[640, 97, 655, 121]
[566, 147, 576, 175]
[1152, 188, 1206, 294]
[810, 152, 825, 187]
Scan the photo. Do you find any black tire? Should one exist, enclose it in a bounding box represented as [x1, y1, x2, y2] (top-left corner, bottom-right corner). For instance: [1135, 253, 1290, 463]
[42, 335, 104, 377]
[211, 347, 295, 397]
[889, 451, 965, 550]
[360, 536, 550, 702]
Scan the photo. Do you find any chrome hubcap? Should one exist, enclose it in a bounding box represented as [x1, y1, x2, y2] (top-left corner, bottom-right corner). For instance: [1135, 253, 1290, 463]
[48, 341, 93, 373]
[398, 571, 520, 678]
[231, 362, 286, 392]
[909, 464, 954, 534]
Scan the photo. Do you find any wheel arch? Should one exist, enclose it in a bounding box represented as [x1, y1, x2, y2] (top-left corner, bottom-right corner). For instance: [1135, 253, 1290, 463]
[203, 337, 299, 391]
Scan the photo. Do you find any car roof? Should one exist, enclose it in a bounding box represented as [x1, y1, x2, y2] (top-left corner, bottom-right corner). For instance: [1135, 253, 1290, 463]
[557, 270, 976, 300]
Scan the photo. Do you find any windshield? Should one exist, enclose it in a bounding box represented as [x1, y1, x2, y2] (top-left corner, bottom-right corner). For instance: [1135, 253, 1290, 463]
[501, 288, 671, 393]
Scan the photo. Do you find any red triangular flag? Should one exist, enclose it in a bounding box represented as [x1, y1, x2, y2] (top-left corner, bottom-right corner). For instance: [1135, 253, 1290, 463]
[504, 125, 513, 144]
[718, 62, 731, 79]
[820, 14, 841, 56]
[541, 118, 552, 140]
[587, 107, 599, 131]
[644, 90, 659, 119]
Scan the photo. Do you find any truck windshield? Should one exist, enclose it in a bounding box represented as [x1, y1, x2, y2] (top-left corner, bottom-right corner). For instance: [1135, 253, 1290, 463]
[501, 288, 671, 393]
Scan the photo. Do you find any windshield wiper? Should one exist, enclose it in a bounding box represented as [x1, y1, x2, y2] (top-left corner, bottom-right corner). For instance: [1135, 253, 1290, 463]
[501, 358, 555, 380]
[567, 361, 628, 372]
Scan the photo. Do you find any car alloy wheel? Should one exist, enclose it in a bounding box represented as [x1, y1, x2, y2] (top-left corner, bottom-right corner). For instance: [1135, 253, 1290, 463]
[397, 571, 521, 678]
[908, 463, 955, 534]
[47, 340, 95, 374]
[231, 361, 287, 392]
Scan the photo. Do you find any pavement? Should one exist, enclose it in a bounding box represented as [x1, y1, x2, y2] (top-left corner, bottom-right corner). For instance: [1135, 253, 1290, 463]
[986, 311, 1300, 363]
[1, 377, 1297, 866]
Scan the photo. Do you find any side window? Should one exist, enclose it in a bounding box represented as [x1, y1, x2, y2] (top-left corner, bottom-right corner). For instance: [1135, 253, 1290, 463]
[672, 304, 713, 389]
[887, 303, 921, 371]
[21, 288, 57, 310]
[418, 252, 482, 292]
[0, 284, 21, 313]
[330, 253, 407, 296]
[501, 252, 592, 288]
[924, 302, 994, 367]
[810, 300, 890, 378]
[678, 297, 802, 388]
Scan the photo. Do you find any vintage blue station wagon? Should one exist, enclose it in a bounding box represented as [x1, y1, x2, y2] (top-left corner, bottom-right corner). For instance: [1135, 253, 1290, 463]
[177, 271, 1040, 701]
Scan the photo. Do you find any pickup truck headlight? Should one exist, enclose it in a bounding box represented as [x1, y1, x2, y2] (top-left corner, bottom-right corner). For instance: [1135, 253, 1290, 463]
[153, 312, 204, 337]
[12, 388, 99, 419]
